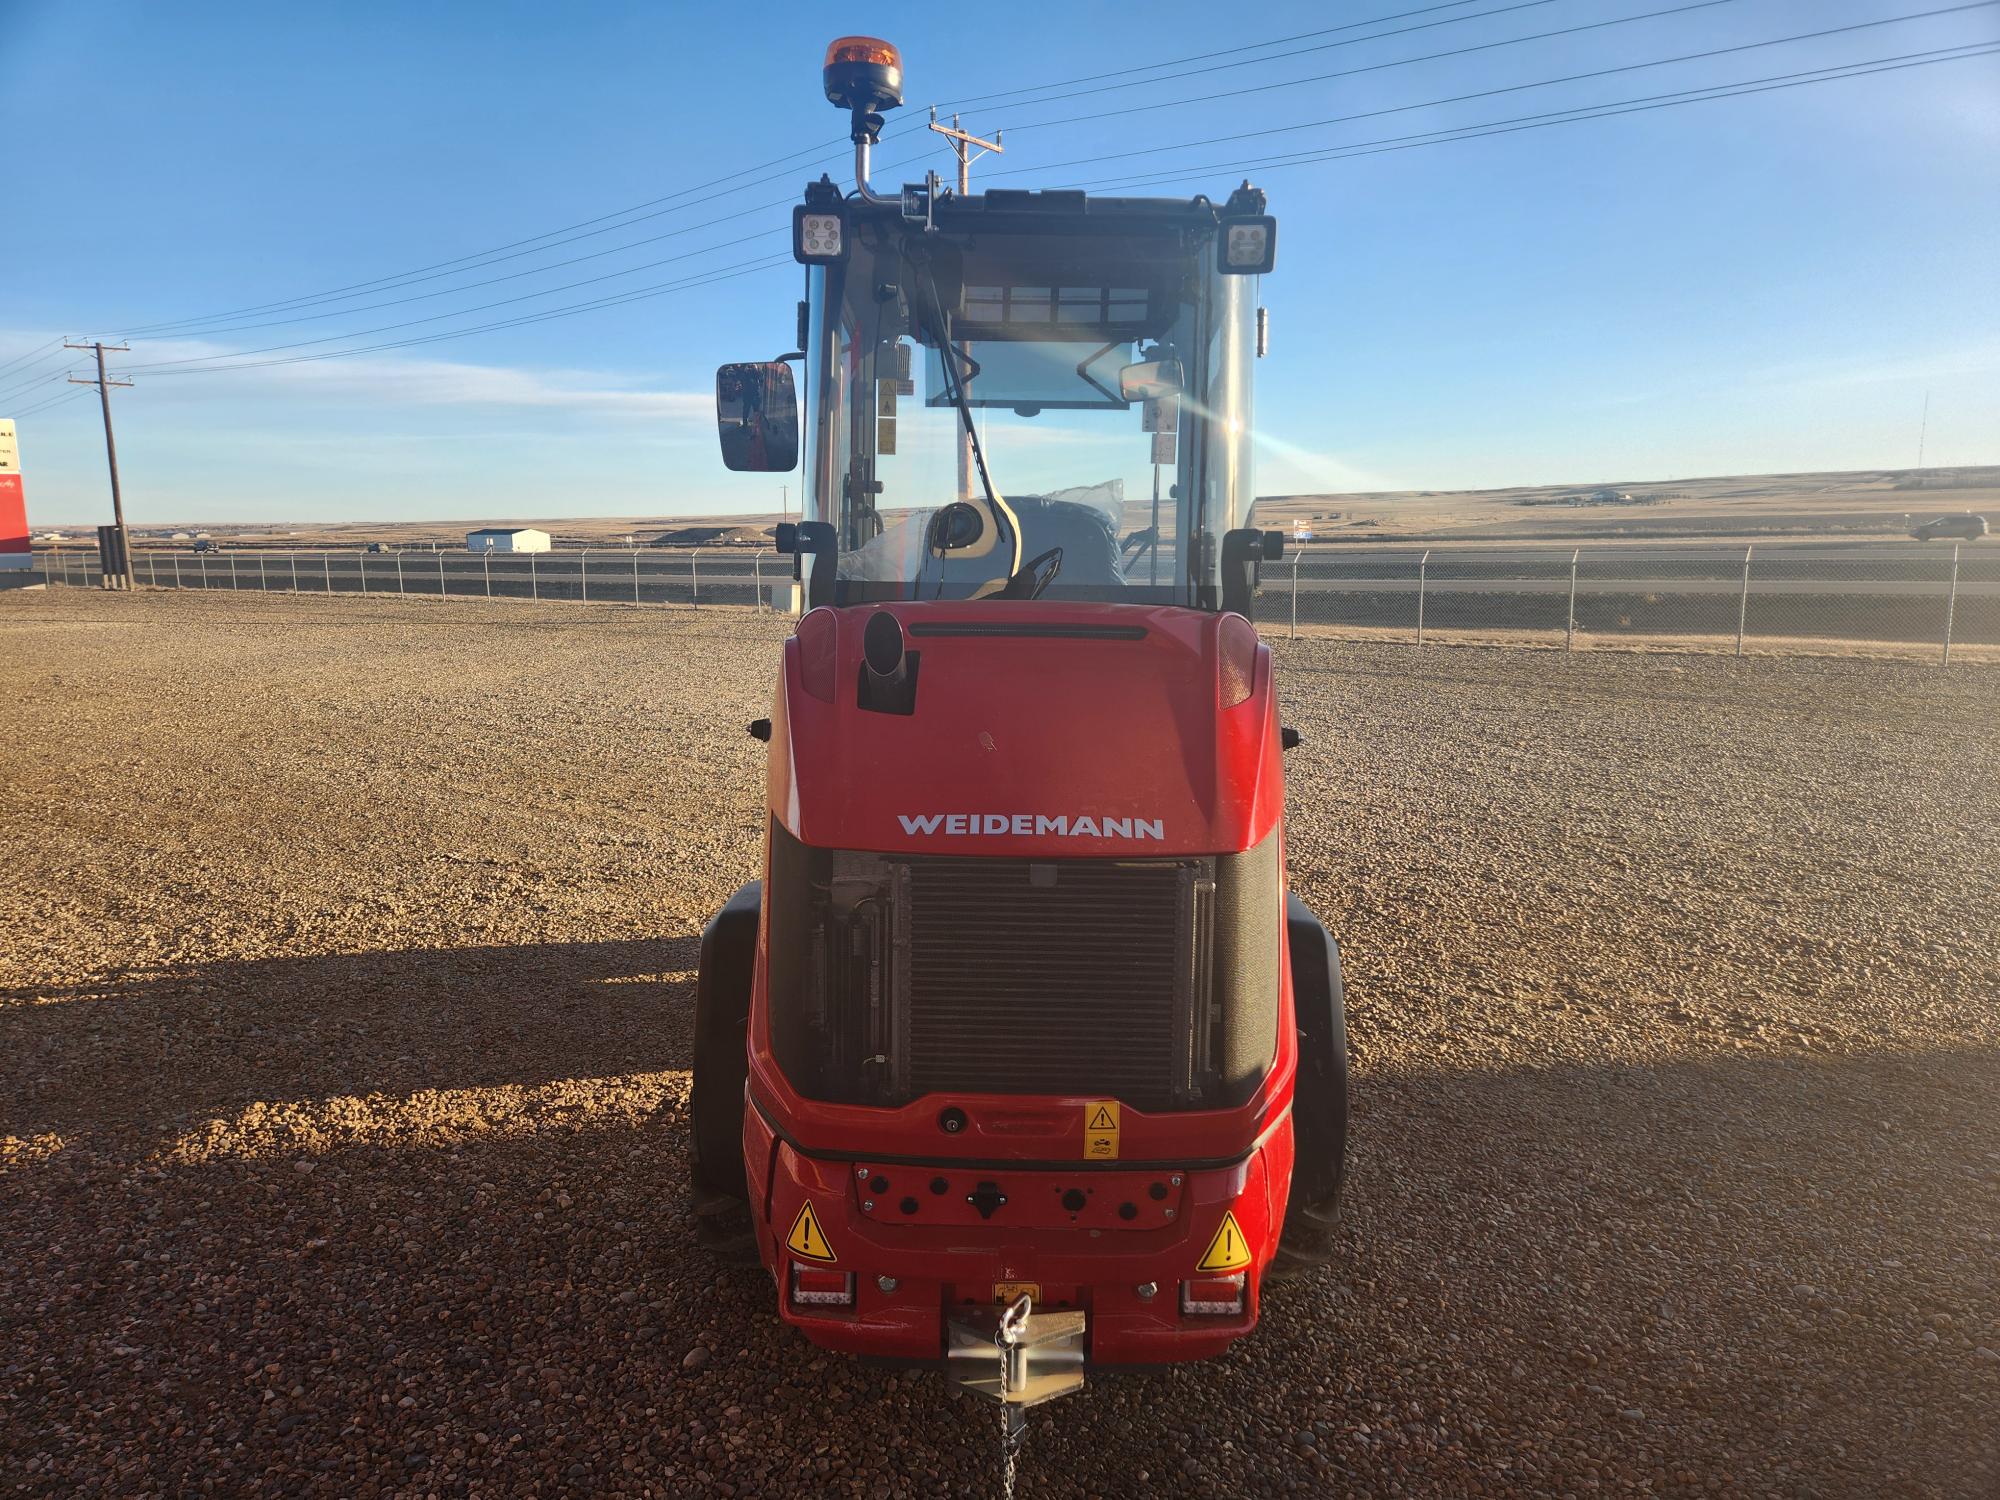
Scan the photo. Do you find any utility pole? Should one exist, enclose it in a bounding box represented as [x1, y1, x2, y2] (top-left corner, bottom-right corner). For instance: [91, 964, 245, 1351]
[929, 109, 1002, 503]
[67, 340, 135, 590]
[1916, 389, 1930, 478]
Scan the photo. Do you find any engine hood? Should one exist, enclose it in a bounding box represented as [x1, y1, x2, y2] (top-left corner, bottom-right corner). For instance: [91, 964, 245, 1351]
[768, 602, 1281, 858]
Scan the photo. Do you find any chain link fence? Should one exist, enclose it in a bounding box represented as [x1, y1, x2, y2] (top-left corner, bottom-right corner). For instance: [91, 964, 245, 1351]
[29, 545, 787, 611]
[1271, 544, 1991, 662]
[26, 541, 1995, 663]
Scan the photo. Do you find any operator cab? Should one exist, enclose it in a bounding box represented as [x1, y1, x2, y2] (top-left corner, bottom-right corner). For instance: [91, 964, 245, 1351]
[721, 172, 1282, 614]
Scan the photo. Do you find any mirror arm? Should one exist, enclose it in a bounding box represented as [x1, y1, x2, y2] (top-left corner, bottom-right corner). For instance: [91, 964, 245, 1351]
[1220, 528, 1275, 617]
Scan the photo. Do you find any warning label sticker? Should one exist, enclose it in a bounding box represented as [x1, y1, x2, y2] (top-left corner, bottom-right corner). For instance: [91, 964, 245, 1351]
[1195, 1210, 1253, 1273]
[786, 1200, 837, 1263]
[1083, 1100, 1120, 1160]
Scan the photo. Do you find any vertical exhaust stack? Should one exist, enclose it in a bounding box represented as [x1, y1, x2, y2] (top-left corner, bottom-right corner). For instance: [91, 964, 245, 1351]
[823, 36, 903, 204]
[860, 609, 918, 715]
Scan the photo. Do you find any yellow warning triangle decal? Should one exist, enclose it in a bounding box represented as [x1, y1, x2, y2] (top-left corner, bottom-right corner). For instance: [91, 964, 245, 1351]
[1087, 1106, 1117, 1131]
[1195, 1210, 1253, 1273]
[786, 1200, 837, 1263]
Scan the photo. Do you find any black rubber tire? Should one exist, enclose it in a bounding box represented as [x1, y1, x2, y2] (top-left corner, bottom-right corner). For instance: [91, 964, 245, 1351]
[690, 881, 760, 1202]
[1270, 894, 1348, 1281]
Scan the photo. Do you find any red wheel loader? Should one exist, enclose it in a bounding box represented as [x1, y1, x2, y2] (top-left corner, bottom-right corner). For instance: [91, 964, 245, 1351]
[693, 35, 1348, 1468]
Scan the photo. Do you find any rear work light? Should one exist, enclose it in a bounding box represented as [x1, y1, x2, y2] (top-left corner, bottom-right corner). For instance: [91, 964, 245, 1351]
[1180, 1274, 1247, 1316]
[793, 204, 846, 264]
[1219, 217, 1277, 274]
[790, 1264, 856, 1307]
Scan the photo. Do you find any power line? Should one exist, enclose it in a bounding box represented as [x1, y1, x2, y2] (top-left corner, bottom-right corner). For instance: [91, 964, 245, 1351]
[984, 0, 1767, 135]
[0, 366, 75, 405]
[979, 0, 1579, 121]
[128, 41, 1992, 382]
[0, 351, 83, 401]
[10, 386, 92, 420]
[123, 223, 783, 365]
[111, 139, 860, 338]
[131, 255, 797, 379]
[843, 0, 1780, 180]
[1060, 44, 2000, 193]
[976, 7, 2000, 184]
[136, 208, 797, 341]
[0, 337, 69, 381]
[94, 0, 1643, 341]
[924, 0, 1499, 110]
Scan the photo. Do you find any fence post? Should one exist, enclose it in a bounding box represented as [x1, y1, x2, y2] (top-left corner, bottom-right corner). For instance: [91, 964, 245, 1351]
[690, 549, 700, 606]
[483, 550, 491, 598]
[1416, 549, 1430, 647]
[360, 552, 367, 595]
[632, 549, 640, 605]
[290, 552, 300, 592]
[230, 554, 239, 590]
[581, 548, 589, 603]
[754, 548, 765, 610]
[396, 552, 405, 595]
[530, 551, 538, 601]
[1942, 543, 1960, 667]
[173, 554, 181, 589]
[201, 553, 210, 589]
[1289, 549, 1302, 640]
[324, 552, 332, 593]
[1735, 545, 1752, 657]
[147, 552, 159, 587]
[1565, 548, 1579, 653]
[438, 551, 446, 599]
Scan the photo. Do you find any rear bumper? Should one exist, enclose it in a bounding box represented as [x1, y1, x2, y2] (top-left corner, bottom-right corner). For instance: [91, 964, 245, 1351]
[747, 1107, 1292, 1365]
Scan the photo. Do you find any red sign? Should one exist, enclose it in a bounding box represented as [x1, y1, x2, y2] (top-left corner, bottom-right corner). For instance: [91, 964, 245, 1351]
[0, 473, 26, 562]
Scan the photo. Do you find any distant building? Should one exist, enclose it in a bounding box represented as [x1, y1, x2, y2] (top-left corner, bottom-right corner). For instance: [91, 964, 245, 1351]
[467, 527, 551, 553]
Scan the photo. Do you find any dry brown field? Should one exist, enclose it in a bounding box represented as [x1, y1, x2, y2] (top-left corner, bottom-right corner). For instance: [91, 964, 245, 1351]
[103, 464, 1999, 553]
[2, 590, 1996, 1498]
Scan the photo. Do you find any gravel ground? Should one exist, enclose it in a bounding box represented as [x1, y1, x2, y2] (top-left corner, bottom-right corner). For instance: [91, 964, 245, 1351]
[3, 589, 1996, 1499]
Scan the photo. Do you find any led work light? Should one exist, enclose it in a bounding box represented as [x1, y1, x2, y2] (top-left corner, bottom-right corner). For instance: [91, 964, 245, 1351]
[794, 177, 848, 266]
[1218, 216, 1277, 275]
[794, 206, 845, 262]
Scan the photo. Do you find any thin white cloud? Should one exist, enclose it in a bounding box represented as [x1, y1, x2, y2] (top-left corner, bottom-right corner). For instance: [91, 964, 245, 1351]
[2, 328, 711, 418]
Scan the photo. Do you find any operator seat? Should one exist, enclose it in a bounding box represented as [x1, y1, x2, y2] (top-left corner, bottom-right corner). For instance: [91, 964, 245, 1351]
[1007, 496, 1122, 589]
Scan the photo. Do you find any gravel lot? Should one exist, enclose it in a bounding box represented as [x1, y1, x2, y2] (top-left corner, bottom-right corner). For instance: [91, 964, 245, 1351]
[3, 589, 1996, 1499]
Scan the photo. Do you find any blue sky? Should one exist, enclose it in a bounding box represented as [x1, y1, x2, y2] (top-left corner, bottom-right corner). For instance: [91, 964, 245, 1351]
[2, 0, 1996, 525]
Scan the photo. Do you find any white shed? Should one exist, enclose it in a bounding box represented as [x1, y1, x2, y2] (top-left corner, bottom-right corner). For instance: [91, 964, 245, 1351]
[467, 527, 551, 553]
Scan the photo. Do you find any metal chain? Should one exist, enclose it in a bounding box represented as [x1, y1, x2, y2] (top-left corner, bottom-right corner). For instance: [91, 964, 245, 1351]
[996, 1307, 1021, 1500]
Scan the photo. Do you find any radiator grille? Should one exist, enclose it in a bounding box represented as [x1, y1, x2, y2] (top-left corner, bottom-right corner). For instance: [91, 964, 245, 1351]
[895, 856, 1212, 1109]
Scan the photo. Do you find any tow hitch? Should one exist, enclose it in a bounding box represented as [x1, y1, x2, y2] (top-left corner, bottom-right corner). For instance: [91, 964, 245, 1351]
[946, 1293, 1086, 1495]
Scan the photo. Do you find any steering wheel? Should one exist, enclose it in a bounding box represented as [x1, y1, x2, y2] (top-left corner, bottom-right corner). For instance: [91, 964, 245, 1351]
[1000, 546, 1064, 600]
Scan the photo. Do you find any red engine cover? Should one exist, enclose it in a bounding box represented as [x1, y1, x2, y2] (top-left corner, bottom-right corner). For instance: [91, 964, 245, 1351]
[746, 600, 1298, 1366]
[767, 602, 1283, 859]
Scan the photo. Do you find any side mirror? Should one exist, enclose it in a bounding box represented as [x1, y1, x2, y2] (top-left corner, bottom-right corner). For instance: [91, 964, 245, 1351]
[925, 502, 985, 552]
[1261, 530, 1284, 561]
[716, 361, 799, 472]
[774, 522, 799, 554]
[1118, 359, 1182, 403]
